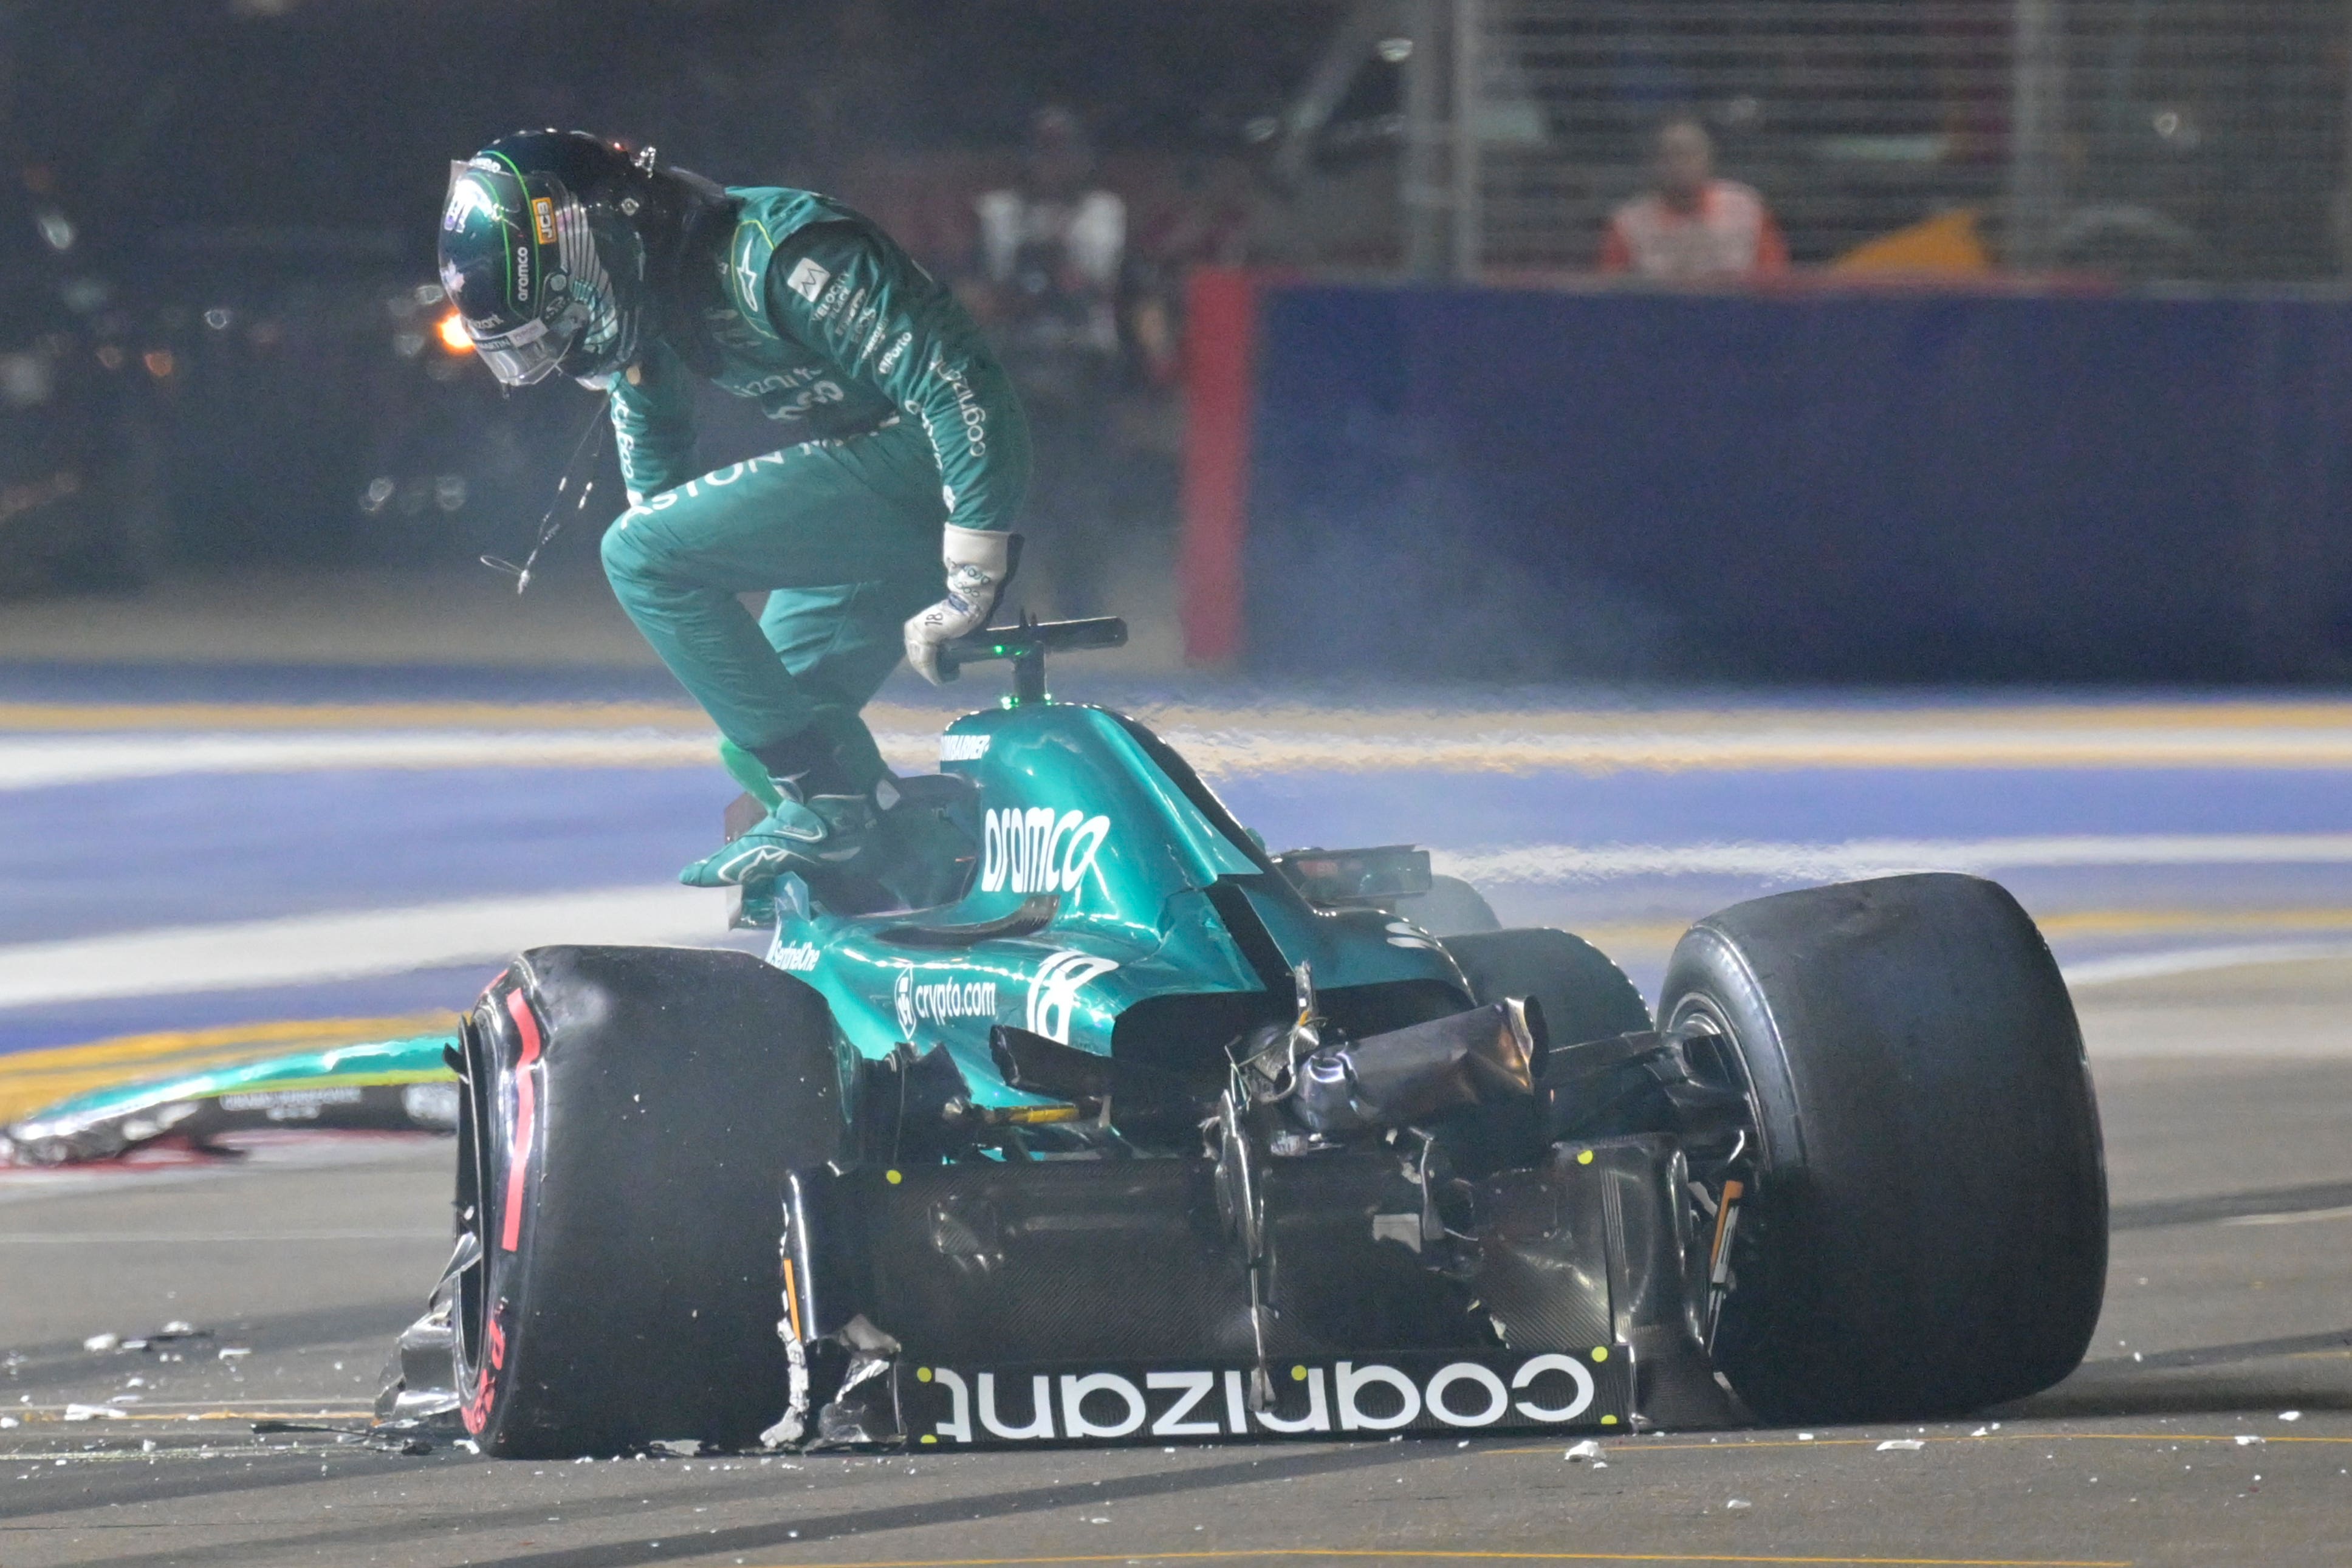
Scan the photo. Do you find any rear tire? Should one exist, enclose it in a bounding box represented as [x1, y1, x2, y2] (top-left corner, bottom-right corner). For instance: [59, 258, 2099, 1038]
[1393, 875, 1501, 937]
[1442, 926, 1652, 1045]
[1437, 928, 1653, 1173]
[1662, 873, 2107, 1422]
[453, 945, 846, 1457]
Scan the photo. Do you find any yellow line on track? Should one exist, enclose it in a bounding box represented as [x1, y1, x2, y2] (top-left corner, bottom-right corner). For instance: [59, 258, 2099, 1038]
[1492, 1431, 2352, 1455]
[22, 699, 2352, 775]
[742, 1551, 2131, 1568]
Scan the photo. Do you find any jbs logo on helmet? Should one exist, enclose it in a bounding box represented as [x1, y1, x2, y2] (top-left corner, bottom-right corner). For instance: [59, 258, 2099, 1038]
[981, 807, 1109, 896]
[901, 1351, 1619, 1447]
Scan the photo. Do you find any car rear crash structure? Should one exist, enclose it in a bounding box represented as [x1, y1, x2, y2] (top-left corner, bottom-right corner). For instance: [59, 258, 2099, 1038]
[379, 619, 2110, 1457]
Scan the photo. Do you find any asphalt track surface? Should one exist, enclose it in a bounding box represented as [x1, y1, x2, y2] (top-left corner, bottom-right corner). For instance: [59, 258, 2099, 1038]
[5, 664, 2352, 1566]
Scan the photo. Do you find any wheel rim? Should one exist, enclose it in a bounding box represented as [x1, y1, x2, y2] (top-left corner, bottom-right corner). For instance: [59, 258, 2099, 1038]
[450, 1013, 495, 1399]
[1663, 993, 1763, 1160]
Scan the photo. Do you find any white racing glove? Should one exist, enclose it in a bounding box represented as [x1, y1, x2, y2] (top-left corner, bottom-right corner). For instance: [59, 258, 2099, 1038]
[903, 523, 1011, 685]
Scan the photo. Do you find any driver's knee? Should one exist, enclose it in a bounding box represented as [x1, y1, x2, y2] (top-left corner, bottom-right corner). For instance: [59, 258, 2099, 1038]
[600, 505, 675, 591]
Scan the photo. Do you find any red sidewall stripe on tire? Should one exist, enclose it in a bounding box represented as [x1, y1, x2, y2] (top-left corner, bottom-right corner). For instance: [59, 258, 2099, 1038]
[499, 988, 543, 1253]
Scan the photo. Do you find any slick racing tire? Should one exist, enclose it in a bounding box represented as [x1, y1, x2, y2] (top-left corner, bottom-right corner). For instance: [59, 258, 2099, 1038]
[1442, 927, 1652, 1046]
[452, 945, 846, 1457]
[1661, 874, 2107, 1423]
[1393, 875, 1501, 937]
[1438, 928, 1653, 1173]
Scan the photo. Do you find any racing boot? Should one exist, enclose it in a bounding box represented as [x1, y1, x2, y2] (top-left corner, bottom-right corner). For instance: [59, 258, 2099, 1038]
[681, 731, 884, 889]
[679, 784, 882, 888]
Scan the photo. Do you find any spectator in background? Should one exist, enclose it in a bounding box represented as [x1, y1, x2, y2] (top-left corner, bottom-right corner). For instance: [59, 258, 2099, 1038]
[972, 107, 1128, 617]
[1599, 115, 1789, 281]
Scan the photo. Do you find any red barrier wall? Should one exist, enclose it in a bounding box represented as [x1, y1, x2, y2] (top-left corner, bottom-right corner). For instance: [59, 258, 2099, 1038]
[1176, 267, 1259, 666]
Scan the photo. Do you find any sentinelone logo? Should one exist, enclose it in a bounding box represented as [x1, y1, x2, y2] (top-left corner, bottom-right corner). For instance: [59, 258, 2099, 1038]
[906, 1353, 1610, 1445]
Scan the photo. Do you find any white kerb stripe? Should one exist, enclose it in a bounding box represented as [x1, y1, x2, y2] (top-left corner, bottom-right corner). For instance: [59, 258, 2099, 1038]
[0, 733, 940, 790]
[1434, 834, 2352, 885]
[2060, 940, 2352, 989]
[0, 887, 729, 1010]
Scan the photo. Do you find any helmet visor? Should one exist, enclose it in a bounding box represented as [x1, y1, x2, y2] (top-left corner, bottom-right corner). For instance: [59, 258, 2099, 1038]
[440, 160, 571, 387]
[441, 157, 640, 388]
[468, 316, 565, 387]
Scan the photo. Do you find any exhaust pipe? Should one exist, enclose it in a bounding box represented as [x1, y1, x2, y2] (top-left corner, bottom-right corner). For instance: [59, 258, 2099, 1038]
[1289, 999, 1546, 1135]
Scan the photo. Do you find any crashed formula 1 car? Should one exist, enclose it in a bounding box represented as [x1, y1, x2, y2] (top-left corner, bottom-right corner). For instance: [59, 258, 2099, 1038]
[380, 618, 2109, 1458]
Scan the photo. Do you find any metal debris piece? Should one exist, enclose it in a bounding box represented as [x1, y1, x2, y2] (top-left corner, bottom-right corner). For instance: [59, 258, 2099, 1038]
[253, 1420, 363, 1436]
[1876, 1439, 1925, 1451]
[375, 1286, 461, 1426]
[355, 1417, 438, 1456]
[112, 1324, 214, 1356]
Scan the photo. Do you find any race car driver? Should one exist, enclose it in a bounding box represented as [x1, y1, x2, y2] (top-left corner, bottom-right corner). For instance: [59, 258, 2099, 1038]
[437, 130, 1031, 889]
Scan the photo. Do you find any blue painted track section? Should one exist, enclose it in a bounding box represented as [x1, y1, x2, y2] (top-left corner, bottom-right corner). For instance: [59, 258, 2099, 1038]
[8, 660, 2352, 1069]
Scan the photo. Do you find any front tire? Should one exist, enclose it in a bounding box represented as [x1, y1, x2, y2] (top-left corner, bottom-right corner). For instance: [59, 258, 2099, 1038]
[1662, 873, 2107, 1422]
[453, 945, 846, 1457]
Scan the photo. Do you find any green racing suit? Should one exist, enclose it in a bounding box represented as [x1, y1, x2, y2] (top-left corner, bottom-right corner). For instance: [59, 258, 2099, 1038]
[598, 187, 1031, 792]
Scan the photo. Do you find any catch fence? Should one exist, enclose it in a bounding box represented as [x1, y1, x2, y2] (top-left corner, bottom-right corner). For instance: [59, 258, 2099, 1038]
[1398, 0, 2352, 281]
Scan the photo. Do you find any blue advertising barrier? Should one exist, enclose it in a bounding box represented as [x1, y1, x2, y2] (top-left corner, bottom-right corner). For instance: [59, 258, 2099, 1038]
[1235, 284, 2352, 681]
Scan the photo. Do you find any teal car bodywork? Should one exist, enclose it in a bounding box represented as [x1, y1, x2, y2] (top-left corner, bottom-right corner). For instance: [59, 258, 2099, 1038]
[771, 699, 1469, 1107]
[4, 668, 1469, 1163]
[1, 1035, 458, 1165]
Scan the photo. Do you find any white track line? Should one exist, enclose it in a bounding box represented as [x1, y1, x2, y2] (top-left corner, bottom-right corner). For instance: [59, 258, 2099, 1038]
[0, 731, 955, 790]
[27, 719, 2352, 792]
[0, 733, 708, 790]
[2060, 940, 2352, 988]
[1434, 834, 2352, 885]
[14, 838, 2352, 1013]
[0, 887, 728, 1010]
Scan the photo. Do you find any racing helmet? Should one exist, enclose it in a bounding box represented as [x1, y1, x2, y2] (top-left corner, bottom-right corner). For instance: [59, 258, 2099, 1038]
[438, 130, 671, 388]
